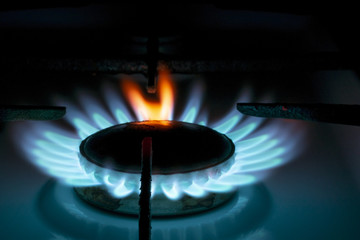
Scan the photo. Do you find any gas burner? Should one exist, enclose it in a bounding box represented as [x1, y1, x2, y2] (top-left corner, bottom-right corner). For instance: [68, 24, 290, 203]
[15, 72, 301, 221]
[76, 120, 235, 215]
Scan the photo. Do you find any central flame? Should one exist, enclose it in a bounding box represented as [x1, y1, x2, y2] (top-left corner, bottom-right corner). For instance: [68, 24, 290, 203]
[122, 70, 174, 121]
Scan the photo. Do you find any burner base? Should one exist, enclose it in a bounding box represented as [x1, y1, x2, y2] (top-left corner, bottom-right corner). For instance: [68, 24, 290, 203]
[74, 186, 236, 217]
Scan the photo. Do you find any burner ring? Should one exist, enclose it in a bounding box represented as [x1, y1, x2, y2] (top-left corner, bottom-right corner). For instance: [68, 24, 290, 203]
[80, 120, 235, 175]
[77, 120, 236, 215]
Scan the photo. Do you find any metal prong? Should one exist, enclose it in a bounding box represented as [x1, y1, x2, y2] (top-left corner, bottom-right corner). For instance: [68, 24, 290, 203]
[0, 105, 66, 122]
[237, 103, 360, 126]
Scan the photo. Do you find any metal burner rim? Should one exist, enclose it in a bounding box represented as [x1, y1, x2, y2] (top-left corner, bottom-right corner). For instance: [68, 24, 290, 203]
[79, 120, 235, 175]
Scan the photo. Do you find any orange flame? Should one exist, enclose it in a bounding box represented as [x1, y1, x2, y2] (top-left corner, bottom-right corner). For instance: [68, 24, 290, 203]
[122, 70, 175, 121]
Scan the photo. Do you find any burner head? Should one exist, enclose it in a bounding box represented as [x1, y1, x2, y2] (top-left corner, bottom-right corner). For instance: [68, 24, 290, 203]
[76, 120, 236, 216]
[80, 120, 234, 174]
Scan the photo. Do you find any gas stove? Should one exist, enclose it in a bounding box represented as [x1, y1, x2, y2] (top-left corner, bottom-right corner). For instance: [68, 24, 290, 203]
[1, 3, 360, 240]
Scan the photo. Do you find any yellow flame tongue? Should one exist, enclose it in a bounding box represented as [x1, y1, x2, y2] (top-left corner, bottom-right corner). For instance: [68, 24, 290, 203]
[122, 70, 175, 121]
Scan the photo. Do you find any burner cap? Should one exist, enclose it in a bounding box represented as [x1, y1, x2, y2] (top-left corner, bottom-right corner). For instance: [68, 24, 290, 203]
[80, 120, 234, 174]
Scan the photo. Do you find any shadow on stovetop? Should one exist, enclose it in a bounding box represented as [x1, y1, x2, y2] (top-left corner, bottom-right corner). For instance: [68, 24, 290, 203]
[35, 180, 273, 240]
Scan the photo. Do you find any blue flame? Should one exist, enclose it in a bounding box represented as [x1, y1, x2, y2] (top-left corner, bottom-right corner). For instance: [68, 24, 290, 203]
[161, 182, 183, 200]
[183, 182, 207, 197]
[16, 78, 302, 199]
[214, 115, 241, 133]
[102, 82, 134, 123]
[179, 82, 203, 123]
[227, 122, 258, 142]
